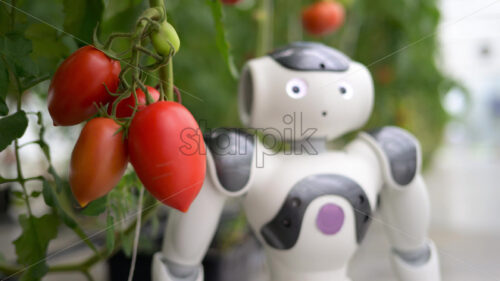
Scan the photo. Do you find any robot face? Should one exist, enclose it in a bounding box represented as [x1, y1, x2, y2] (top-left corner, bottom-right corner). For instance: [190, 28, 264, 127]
[238, 42, 374, 142]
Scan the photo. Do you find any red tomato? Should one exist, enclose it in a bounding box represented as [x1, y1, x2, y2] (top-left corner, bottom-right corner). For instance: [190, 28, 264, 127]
[70, 118, 128, 207]
[110, 86, 160, 118]
[221, 0, 241, 4]
[302, 1, 345, 36]
[48, 46, 121, 126]
[128, 101, 206, 212]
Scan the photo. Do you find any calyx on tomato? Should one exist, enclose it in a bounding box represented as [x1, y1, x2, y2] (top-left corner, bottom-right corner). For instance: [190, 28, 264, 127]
[110, 86, 161, 118]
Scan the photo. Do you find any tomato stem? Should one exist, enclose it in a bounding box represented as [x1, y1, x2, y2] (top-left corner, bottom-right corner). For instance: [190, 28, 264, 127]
[256, 0, 274, 56]
[103, 33, 132, 50]
[126, 187, 144, 281]
[286, 0, 302, 43]
[149, 0, 165, 11]
[1, 52, 36, 218]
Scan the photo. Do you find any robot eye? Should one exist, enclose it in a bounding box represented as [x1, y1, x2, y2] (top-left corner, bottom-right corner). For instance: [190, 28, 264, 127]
[286, 78, 308, 99]
[338, 82, 353, 99]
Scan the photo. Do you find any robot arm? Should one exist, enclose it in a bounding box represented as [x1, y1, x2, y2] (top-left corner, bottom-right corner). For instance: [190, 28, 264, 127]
[152, 175, 226, 281]
[360, 127, 441, 281]
[152, 129, 255, 281]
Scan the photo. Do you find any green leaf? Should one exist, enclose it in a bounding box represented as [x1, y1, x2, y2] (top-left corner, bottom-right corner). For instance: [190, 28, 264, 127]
[100, 1, 147, 46]
[106, 213, 115, 254]
[63, 0, 105, 45]
[42, 180, 98, 254]
[103, 0, 143, 21]
[38, 140, 51, 161]
[12, 191, 24, 199]
[0, 33, 38, 78]
[0, 5, 9, 36]
[0, 110, 28, 152]
[0, 61, 8, 116]
[42, 180, 75, 228]
[25, 24, 69, 76]
[30, 191, 42, 198]
[14, 213, 59, 281]
[81, 196, 107, 216]
[121, 230, 133, 257]
[13, 56, 38, 78]
[0, 99, 7, 116]
[48, 165, 63, 193]
[206, 0, 239, 79]
[0, 33, 32, 57]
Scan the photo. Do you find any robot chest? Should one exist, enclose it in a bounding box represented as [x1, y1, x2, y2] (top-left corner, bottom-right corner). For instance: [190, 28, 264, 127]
[245, 173, 373, 251]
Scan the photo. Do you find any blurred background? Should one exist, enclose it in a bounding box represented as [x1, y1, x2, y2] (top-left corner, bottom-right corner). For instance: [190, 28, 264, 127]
[0, 0, 499, 280]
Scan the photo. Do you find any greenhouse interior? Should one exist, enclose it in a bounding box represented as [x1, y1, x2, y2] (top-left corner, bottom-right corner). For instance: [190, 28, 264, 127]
[0, 0, 499, 280]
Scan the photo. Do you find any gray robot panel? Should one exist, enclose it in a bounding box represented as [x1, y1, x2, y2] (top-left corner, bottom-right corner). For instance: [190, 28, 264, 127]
[269, 42, 350, 72]
[204, 128, 254, 193]
[367, 127, 418, 186]
[260, 174, 372, 250]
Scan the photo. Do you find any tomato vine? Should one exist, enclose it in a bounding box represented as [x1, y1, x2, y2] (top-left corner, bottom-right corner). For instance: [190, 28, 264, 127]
[0, 0, 181, 280]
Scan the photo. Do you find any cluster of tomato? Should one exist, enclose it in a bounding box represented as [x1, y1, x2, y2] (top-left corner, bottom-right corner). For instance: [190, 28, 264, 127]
[222, 0, 345, 36]
[48, 46, 206, 212]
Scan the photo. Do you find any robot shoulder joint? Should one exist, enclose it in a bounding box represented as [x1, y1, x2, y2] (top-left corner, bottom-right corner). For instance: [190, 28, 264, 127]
[360, 126, 421, 188]
[204, 128, 255, 196]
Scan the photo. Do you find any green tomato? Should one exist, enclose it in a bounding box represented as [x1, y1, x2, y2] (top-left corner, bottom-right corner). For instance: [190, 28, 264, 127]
[152, 21, 180, 56]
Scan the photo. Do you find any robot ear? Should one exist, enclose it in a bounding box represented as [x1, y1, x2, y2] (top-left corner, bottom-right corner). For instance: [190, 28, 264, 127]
[238, 64, 254, 126]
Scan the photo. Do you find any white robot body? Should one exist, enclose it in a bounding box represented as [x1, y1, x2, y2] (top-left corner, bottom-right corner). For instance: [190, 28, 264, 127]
[152, 42, 441, 281]
[243, 141, 380, 281]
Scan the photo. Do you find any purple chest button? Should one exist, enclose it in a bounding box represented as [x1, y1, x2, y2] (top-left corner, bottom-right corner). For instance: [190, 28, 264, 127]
[316, 203, 345, 235]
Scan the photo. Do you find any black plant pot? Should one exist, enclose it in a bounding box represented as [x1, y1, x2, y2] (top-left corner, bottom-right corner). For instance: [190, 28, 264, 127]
[108, 251, 153, 281]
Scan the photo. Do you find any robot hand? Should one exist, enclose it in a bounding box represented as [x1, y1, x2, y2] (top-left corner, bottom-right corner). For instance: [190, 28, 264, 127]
[152, 253, 204, 281]
[390, 241, 440, 281]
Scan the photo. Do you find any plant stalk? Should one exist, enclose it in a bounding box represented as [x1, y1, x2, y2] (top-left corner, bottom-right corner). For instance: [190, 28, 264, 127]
[160, 59, 174, 101]
[256, 0, 274, 56]
[126, 188, 144, 281]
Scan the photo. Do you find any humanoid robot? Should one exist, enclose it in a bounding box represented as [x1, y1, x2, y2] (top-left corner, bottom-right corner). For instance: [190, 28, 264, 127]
[152, 42, 441, 281]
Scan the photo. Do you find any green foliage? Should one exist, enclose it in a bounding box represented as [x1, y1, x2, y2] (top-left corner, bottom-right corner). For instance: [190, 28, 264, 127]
[81, 196, 107, 216]
[168, 0, 450, 163]
[25, 23, 70, 75]
[42, 179, 99, 253]
[108, 171, 142, 257]
[343, 0, 450, 162]
[63, 0, 105, 45]
[48, 165, 64, 193]
[0, 110, 28, 152]
[0, 5, 9, 35]
[13, 213, 59, 281]
[206, 0, 239, 79]
[0, 33, 38, 78]
[106, 212, 115, 255]
[0, 61, 8, 115]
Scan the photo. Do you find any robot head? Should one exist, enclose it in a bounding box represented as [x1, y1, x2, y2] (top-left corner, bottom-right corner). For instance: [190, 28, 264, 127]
[238, 42, 374, 142]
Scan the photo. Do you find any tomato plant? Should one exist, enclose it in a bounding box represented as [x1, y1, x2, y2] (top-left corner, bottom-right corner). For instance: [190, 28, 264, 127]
[48, 46, 121, 126]
[128, 101, 206, 212]
[70, 118, 128, 207]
